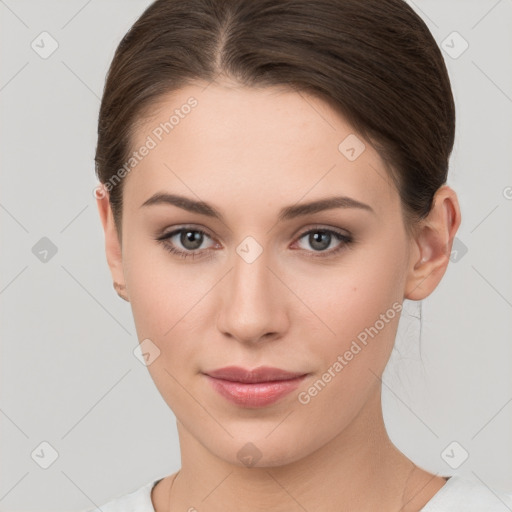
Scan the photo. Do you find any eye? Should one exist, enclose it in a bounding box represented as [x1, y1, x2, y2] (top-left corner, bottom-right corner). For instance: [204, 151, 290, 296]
[155, 226, 217, 260]
[293, 227, 353, 257]
[155, 225, 353, 261]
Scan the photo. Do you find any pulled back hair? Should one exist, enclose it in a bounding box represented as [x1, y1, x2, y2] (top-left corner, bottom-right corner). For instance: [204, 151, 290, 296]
[95, 0, 455, 242]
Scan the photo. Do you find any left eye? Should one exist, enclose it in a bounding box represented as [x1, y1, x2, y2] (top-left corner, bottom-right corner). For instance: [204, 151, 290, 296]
[294, 228, 352, 256]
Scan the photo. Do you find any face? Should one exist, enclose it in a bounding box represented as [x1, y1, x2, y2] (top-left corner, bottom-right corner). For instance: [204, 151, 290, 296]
[112, 82, 415, 467]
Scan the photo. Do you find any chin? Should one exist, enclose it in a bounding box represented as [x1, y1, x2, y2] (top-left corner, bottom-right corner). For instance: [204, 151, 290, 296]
[201, 429, 315, 469]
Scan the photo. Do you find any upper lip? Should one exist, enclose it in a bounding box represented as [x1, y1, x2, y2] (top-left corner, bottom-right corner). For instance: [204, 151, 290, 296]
[204, 366, 307, 383]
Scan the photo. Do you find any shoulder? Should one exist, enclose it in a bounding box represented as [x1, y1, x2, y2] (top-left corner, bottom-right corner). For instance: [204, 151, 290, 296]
[421, 474, 512, 512]
[80, 478, 162, 512]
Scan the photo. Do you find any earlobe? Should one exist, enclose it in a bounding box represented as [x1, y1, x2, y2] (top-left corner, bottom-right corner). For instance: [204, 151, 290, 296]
[95, 185, 129, 301]
[404, 185, 461, 301]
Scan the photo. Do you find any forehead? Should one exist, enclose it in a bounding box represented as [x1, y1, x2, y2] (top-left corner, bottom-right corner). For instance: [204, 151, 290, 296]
[124, 82, 398, 219]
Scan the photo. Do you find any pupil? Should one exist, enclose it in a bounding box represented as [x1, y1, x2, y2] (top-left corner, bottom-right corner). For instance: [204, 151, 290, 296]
[310, 231, 330, 251]
[182, 230, 202, 250]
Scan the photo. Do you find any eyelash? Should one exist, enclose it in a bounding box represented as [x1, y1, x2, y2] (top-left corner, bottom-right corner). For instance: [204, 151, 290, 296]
[155, 225, 353, 261]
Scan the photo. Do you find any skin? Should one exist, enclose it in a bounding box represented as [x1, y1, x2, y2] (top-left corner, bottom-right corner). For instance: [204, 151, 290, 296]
[97, 80, 461, 512]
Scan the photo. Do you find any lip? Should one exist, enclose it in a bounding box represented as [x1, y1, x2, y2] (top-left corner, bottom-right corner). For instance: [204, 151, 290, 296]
[205, 366, 307, 383]
[203, 366, 309, 408]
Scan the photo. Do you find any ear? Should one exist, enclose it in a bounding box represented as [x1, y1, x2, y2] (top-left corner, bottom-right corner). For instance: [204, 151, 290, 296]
[404, 185, 461, 301]
[95, 185, 129, 301]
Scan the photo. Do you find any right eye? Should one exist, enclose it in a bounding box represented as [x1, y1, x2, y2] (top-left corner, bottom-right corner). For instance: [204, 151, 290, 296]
[155, 226, 218, 260]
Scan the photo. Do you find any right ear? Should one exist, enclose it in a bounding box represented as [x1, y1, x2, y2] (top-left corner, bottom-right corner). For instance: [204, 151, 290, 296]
[95, 185, 127, 297]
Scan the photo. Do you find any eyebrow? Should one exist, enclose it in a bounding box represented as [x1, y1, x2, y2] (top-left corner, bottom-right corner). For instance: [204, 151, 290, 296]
[140, 192, 375, 222]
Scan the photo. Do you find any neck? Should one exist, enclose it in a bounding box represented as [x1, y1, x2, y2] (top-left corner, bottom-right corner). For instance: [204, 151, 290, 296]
[155, 386, 445, 512]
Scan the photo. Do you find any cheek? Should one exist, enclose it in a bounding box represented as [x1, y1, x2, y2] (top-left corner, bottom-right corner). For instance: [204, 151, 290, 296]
[128, 271, 210, 347]
[301, 243, 407, 371]
[124, 248, 210, 410]
[122, 231, 204, 334]
[124, 242, 219, 399]
[292, 262, 405, 432]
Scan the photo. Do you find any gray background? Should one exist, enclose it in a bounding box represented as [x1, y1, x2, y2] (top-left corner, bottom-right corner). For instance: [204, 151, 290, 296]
[1, 0, 511, 510]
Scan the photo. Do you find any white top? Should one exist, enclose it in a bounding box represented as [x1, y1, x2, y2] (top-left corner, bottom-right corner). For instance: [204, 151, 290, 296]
[85, 474, 512, 511]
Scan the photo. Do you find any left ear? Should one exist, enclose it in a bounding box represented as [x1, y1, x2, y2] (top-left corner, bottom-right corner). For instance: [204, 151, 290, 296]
[404, 185, 461, 300]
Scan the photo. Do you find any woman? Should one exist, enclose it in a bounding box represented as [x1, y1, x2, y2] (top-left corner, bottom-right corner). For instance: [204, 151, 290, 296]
[89, 0, 512, 510]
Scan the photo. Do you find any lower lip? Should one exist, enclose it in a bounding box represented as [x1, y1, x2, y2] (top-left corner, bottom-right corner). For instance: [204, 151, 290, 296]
[204, 374, 308, 408]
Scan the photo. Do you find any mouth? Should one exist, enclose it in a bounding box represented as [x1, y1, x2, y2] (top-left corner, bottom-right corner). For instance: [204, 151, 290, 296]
[204, 365, 308, 383]
[202, 366, 309, 408]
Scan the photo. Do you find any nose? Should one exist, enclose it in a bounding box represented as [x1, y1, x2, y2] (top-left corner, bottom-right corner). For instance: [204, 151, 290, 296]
[216, 245, 289, 345]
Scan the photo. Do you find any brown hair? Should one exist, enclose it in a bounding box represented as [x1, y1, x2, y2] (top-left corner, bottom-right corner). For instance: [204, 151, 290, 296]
[95, 0, 455, 242]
